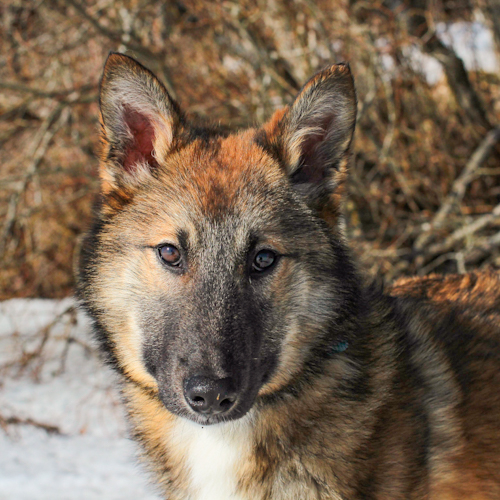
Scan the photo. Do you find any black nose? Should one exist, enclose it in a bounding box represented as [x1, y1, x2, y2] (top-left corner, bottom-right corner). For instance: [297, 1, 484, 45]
[184, 376, 237, 415]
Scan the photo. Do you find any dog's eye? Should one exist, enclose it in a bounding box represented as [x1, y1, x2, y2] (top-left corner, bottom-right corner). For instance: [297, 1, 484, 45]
[252, 250, 277, 273]
[159, 244, 182, 266]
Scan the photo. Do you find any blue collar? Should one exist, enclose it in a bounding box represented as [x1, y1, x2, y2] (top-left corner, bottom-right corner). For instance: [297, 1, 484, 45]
[329, 340, 349, 354]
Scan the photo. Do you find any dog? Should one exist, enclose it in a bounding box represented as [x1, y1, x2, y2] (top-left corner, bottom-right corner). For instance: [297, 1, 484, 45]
[78, 52, 500, 499]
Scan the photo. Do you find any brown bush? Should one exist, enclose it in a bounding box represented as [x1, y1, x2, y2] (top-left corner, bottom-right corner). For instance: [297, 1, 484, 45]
[1, 0, 499, 299]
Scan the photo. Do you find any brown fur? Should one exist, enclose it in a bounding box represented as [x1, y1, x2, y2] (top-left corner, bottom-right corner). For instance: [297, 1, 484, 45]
[78, 53, 500, 499]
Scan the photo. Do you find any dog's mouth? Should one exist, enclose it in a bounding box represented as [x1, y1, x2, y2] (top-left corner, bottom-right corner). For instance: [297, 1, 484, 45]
[155, 390, 257, 426]
[182, 400, 253, 425]
[154, 350, 277, 425]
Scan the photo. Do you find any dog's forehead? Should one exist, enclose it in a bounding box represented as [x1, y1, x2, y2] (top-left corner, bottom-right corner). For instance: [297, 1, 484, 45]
[124, 130, 292, 249]
[162, 131, 285, 219]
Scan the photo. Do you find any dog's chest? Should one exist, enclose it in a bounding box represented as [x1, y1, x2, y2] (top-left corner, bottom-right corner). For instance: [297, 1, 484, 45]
[171, 419, 252, 500]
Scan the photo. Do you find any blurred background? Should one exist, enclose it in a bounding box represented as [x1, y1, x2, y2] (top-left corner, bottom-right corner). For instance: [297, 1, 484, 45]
[1, 0, 500, 300]
[0, 2, 499, 497]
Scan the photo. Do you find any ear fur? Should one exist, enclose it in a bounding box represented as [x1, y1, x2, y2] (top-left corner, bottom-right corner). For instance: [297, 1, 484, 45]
[260, 63, 357, 222]
[99, 53, 181, 192]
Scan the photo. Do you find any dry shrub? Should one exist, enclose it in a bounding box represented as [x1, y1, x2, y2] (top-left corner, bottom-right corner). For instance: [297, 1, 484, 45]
[0, 0, 499, 299]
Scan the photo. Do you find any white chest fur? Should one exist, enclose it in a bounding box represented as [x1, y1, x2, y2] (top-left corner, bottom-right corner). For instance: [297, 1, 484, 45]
[170, 417, 253, 500]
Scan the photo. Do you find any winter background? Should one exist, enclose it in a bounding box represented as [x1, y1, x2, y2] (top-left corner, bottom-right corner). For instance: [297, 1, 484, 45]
[0, 299, 160, 499]
[1, 1, 500, 499]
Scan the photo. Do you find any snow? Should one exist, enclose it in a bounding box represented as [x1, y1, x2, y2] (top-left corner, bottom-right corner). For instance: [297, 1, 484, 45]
[384, 21, 499, 85]
[0, 298, 160, 500]
[437, 21, 499, 74]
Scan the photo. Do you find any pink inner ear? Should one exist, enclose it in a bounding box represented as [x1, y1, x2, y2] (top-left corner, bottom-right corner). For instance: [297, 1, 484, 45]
[299, 131, 327, 182]
[293, 115, 334, 184]
[122, 106, 159, 172]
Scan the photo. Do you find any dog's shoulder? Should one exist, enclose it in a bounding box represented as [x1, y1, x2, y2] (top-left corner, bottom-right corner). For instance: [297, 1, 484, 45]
[386, 269, 500, 361]
[389, 269, 500, 326]
[386, 270, 500, 496]
[389, 269, 500, 304]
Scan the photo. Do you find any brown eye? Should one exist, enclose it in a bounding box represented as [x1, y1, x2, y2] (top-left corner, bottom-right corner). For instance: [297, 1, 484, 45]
[252, 249, 277, 273]
[159, 244, 182, 266]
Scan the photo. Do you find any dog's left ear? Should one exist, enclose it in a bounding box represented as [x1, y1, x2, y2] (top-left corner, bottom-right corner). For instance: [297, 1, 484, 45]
[260, 64, 356, 224]
[98, 53, 182, 193]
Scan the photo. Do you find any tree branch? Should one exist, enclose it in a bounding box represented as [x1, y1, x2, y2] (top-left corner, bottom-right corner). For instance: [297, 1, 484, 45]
[0, 82, 96, 99]
[414, 126, 500, 250]
[406, 0, 491, 130]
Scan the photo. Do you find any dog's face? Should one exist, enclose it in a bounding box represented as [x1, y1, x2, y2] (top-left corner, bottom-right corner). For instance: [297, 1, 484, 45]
[80, 54, 356, 425]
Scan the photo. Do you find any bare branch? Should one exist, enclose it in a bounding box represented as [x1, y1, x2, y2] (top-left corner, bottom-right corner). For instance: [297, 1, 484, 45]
[405, 0, 491, 130]
[414, 126, 500, 250]
[432, 127, 500, 225]
[426, 203, 500, 257]
[0, 104, 70, 253]
[0, 413, 63, 436]
[0, 82, 96, 99]
[62, 0, 177, 98]
[465, 231, 500, 265]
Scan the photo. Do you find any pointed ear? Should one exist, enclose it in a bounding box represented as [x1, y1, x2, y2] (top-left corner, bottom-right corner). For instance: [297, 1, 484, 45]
[99, 53, 181, 192]
[260, 64, 357, 223]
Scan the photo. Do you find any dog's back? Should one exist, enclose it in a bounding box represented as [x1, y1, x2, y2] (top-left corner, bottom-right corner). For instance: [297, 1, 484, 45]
[386, 271, 500, 498]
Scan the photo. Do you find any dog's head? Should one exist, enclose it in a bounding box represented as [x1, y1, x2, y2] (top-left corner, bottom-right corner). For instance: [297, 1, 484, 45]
[79, 53, 357, 425]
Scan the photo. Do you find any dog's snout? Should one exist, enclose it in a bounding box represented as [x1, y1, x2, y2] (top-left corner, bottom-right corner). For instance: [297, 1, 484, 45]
[184, 376, 237, 415]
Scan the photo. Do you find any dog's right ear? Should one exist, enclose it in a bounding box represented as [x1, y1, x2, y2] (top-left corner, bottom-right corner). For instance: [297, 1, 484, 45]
[99, 53, 181, 193]
[259, 64, 356, 228]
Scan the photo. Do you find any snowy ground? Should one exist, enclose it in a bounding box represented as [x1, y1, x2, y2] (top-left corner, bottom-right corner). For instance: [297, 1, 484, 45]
[0, 299, 160, 500]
